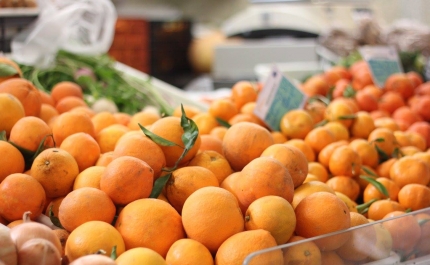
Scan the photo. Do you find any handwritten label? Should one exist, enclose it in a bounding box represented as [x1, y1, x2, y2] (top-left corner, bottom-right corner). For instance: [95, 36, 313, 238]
[359, 45, 403, 88]
[254, 66, 307, 131]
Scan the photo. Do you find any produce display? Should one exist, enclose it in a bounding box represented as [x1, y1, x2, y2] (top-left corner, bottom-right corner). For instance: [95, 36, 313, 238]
[1, 52, 430, 265]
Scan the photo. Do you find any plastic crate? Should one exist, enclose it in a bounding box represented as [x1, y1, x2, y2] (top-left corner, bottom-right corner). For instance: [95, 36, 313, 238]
[243, 207, 430, 265]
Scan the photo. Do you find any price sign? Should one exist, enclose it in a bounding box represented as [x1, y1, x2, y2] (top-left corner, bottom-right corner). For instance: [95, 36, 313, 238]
[254, 66, 308, 131]
[359, 45, 403, 88]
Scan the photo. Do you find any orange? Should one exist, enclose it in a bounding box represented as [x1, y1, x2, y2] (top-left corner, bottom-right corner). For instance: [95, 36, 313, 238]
[413, 151, 430, 165]
[382, 211, 421, 254]
[283, 235, 321, 265]
[384, 73, 414, 99]
[398, 183, 430, 211]
[60, 132, 101, 172]
[270, 131, 287, 144]
[181, 186, 244, 254]
[320, 251, 345, 265]
[401, 145, 422, 156]
[222, 121, 274, 171]
[0, 78, 41, 116]
[100, 156, 154, 206]
[65, 220, 125, 262]
[349, 138, 379, 168]
[355, 89, 379, 112]
[191, 112, 220, 135]
[301, 74, 330, 96]
[70, 106, 96, 118]
[308, 161, 329, 182]
[324, 121, 350, 141]
[370, 109, 390, 120]
[328, 146, 362, 177]
[214, 229, 283, 265]
[362, 84, 384, 99]
[198, 134, 223, 154]
[50, 81, 83, 104]
[324, 66, 351, 86]
[165, 166, 219, 213]
[244, 195, 296, 245]
[52, 228, 70, 257]
[113, 112, 131, 126]
[406, 71, 424, 88]
[411, 95, 430, 121]
[39, 104, 59, 124]
[324, 100, 356, 128]
[91, 111, 117, 134]
[336, 212, 377, 262]
[378, 91, 405, 114]
[52, 111, 96, 146]
[408, 121, 430, 149]
[187, 150, 233, 184]
[406, 131, 427, 151]
[367, 199, 405, 221]
[303, 173, 320, 183]
[260, 144, 308, 188]
[332, 78, 350, 99]
[44, 196, 64, 219]
[392, 106, 422, 130]
[58, 187, 116, 232]
[335, 191, 358, 213]
[368, 127, 397, 158]
[376, 157, 397, 178]
[31, 147, 79, 198]
[294, 192, 351, 251]
[367, 220, 393, 261]
[279, 109, 314, 140]
[0, 173, 46, 222]
[292, 180, 335, 208]
[230, 81, 258, 109]
[149, 116, 201, 167]
[349, 111, 376, 139]
[113, 132, 165, 179]
[0, 57, 22, 83]
[172, 105, 201, 119]
[285, 139, 315, 162]
[209, 126, 228, 141]
[305, 127, 337, 154]
[0, 93, 26, 136]
[326, 176, 360, 201]
[115, 247, 167, 265]
[127, 111, 161, 130]
[318, 140, 349, 168]
[95, 151, 116, 167]
[208, 98, 239, 121]
[115, 198, 185, 256]
[55, 96, 88, 114]
[73, 166, 105, 190]
[352, 68, 374, 90]
[363, 177, 400, 203]
[305, 100, 326, 124]
[394, 130, 411, 147]
[0, 141, 25, 183]
[228, 113, 266, 127]
[390, 156, 430, 188]
[374, 117, 400, 132]
[234, 157, 294, 213]
[96, 124, 130, 154]
[165, 238, 214, 265]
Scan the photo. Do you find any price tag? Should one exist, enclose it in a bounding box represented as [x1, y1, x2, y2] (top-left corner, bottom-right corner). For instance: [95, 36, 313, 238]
[254, 66, 308, 131]
[359, 45, 403, 88]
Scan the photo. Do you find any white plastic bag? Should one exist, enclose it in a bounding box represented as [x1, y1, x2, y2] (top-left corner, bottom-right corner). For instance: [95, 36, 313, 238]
[11, 0, 117, 68]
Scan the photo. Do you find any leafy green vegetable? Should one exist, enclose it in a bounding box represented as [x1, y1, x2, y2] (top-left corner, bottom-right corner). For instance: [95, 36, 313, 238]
[19, 50, 173, 115]
[0, 63, 19, 77]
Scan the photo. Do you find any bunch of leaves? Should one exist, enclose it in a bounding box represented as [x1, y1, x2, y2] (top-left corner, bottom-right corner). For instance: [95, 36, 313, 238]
[140, 104, 199, 198]
[19, 50, 173, 115]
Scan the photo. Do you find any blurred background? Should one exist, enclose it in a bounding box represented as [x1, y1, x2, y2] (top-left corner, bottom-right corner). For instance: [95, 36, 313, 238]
[2, 0, 430, 91]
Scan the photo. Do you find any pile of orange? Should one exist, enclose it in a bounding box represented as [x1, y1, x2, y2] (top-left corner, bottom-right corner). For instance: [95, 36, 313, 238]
[1, 56, 430, 265]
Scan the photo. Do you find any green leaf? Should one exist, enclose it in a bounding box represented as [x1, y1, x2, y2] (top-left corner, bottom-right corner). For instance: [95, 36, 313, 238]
[405, 208, 412, 213]
[216, 117, 231, 128]
[110, 245, 117, 260]
[0, 130, 6, 141]
[176, 104, 199, 168]
[308, 95, 330, 106]
[374, 145, 390, 162]
[0, 63, 19, 77]
[149, 173, 172, 198]
[326, 85, 335, 101]
[314, 119, 329, 128]
[342, 85, 356, 98]
[139, 124, 179, 147]
[48, 205, 64, 229]
[372, 138, 385, 143]
[392, 147, 404, 159]
[338, 114, 357, 120]
[361, 166, 378, 178]
[356, 198, 378, 214]
[360, 176, 389, 198]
